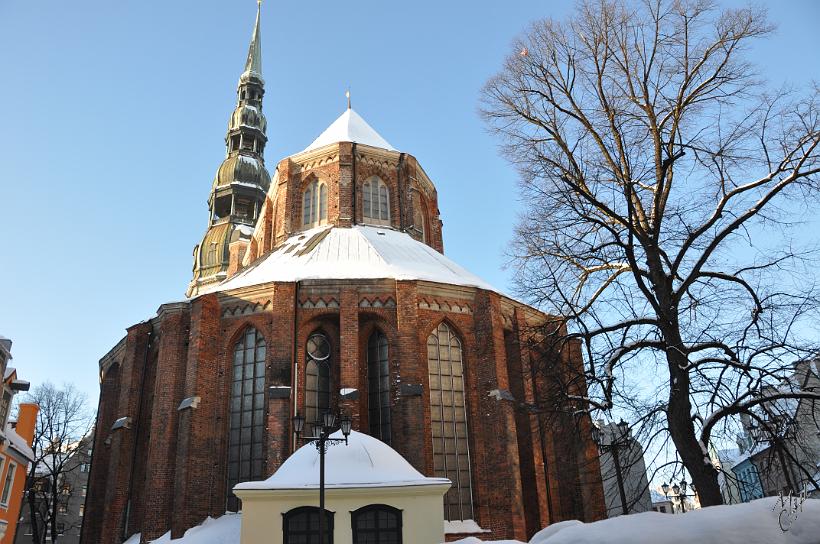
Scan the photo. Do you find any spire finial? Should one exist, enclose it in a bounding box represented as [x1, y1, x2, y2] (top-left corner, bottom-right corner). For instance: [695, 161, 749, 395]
[346, 88, 351, 110]
[242, 0, 263, 79]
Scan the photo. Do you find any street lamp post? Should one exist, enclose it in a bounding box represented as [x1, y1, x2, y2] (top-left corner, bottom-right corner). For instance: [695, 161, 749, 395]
[662, 479, 695, 513]
[592, 419, 631, 516]
[293, 411, 352, 543]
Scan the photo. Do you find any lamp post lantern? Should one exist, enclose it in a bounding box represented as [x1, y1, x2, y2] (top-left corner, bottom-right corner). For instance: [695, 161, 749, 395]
[592, 419, 632, 515]
[662, 478, 694, 513]
[293, 411, 352, 543]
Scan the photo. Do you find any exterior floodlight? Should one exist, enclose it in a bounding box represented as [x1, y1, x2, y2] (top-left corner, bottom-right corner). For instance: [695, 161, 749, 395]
[293, 413, 305, 434]
[323, 411, 336, 429]
[661, 482, 670, 495]
[672, 483, 680, 496]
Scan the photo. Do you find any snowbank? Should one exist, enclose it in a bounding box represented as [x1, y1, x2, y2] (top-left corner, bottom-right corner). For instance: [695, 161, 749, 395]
[452, 498, 820, 544]
[127, 513, 241, 544]
[122, 498, 820, 544]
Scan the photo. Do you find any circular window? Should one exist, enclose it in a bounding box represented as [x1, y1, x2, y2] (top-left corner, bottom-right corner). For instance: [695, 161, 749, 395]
[306, 333, 330, 361]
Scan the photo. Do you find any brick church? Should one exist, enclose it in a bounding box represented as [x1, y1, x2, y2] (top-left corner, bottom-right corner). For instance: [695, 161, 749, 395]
[82, 4, 605, 543]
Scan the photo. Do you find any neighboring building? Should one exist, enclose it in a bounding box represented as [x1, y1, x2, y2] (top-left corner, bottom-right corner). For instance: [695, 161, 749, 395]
[15, 433, 93, 543]
[650, 489, 675, 514]
[730, 359, 820, 500]
[0, 336, 36, 544]
[82, 5, 606, 544]
[593, 421, 651, 517]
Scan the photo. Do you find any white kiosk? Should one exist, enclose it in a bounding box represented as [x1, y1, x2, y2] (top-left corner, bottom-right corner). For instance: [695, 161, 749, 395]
[234, 431, 451, 544]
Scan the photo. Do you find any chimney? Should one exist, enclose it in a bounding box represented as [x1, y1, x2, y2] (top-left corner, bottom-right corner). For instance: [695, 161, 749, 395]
[15, 403, 39, 446]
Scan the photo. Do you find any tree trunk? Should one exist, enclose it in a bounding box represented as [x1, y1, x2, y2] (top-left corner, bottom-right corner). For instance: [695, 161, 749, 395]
[666, 356, 723, 506]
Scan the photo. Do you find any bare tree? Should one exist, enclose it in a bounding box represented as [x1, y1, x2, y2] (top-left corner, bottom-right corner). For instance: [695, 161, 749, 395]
[18, 382, 94, 543]
[482, 0, 820, 506]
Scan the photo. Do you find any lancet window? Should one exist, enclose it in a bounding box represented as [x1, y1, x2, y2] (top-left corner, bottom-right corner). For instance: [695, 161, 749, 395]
[362, 177, 390, 225]
[305, 332, 331, 426]
[367, 331, 391, 444]
[427, 322, 474, 521]
[227, 327, 266, 511]
[303, 180, 328, 228]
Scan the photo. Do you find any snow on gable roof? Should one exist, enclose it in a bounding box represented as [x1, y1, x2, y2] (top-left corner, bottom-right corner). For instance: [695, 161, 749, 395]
[208, 225, 501, 295]
[303, 108, 395, 152]
[5, 424, 34, 461]
[235, 430, 450, 490]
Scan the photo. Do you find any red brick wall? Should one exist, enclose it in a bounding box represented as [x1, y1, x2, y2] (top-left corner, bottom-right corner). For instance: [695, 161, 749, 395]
[86, 280, 604, 543]
[142, 305, 191, 541]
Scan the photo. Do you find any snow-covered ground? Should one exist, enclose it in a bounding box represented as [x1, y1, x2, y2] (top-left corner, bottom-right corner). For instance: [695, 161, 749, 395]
[123, 498, 820, 543]
[454, 498, 820, 544]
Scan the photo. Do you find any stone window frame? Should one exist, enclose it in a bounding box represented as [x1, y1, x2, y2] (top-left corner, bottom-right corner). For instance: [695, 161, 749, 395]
[362, 176, 391, 226]
[302, 179, 329, 228]
[366, 329, 392, 444]
[226, 326, 267, 512]
[305, 331, 332, 428]
[426, 321, 474, 522]
[0, 461, 16, 507]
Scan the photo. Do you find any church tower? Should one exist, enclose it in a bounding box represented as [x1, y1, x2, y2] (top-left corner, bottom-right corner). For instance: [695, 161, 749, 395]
[187, 1, 271, 297]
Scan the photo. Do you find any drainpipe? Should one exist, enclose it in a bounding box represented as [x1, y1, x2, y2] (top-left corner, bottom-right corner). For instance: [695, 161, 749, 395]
[292, 282, 300, 453]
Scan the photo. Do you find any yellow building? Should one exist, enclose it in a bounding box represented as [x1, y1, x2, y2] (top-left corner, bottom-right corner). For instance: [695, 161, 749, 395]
[234, 431, 451, 544]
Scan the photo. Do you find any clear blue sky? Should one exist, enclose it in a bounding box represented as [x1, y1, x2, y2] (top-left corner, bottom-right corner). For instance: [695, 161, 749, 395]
[1, 0, 817, 407]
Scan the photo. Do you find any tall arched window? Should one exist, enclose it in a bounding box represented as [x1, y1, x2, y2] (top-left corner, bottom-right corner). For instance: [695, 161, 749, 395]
[352, 504, 402, 543]
[303, 180, 328, 228]
[227, 327, 266, 511]
[283, 507, 334, 544]
[305, 332, 331, 426]
[362, 177, 390, 225]
[427, 322, 473, 521]
[367, 331, 391, 444]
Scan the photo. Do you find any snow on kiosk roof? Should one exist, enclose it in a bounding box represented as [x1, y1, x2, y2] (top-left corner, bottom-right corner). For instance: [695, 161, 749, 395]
[303, 108, 395, 152]
[235, 430, 450, 490]
[209, 225, 501, 295]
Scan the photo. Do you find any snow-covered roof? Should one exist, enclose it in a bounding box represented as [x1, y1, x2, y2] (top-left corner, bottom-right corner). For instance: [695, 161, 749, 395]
[208, 225, 501, 295]
[235, 430, 450, 490]
[5, 424, 34, 461]
[303, 108, 395, 153]
[3, 366, 15, 381]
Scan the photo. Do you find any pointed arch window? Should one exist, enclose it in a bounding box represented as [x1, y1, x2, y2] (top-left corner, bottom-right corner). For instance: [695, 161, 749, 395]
[363, 177, 390, 225]
[303, 180, 328, 228]
[367, 331, 391, 444]
[227, 327, 266, 511]
[427, 322, 474, 521]
[305, 332, 331, 426]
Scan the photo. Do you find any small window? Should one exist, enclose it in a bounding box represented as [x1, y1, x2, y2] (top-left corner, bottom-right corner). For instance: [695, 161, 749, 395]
[305, 333, 331, 426]
[367, 331, 391, 444]
[352, 504, 402, 544]
[302, 180, 328, 228]
[1, 462, 16, 505]
[79, 504, 84, 517]
[58, 503, 68, 514]
[362, 178, 390, 225]
[283, 507, 334, 544]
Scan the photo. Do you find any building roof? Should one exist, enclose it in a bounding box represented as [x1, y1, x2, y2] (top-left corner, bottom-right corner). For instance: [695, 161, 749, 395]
[303, 108, 395, 153]
[208, 225, 501, 295]
[235, 430, 450, 490]
[4, 424, 34, 462]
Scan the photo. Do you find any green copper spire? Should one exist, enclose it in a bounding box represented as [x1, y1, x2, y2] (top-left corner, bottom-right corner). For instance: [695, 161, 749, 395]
[242, 0, 262, 81]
